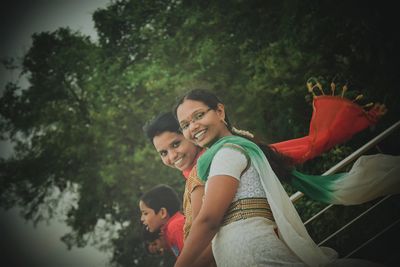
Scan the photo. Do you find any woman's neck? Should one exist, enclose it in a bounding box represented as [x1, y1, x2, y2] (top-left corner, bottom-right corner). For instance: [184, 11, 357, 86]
[205, 130, 233, 148]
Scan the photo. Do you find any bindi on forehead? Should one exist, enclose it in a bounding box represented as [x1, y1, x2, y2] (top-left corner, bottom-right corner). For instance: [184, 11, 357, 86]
[179, 108, 208, 123]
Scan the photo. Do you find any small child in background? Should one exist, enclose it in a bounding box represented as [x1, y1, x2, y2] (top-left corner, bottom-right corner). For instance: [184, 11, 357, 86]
[139, 184, 185, 257]
[142, 228, 167, 256]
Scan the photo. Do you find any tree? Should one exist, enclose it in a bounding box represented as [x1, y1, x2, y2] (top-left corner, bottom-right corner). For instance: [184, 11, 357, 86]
[1, 0, 399, 266]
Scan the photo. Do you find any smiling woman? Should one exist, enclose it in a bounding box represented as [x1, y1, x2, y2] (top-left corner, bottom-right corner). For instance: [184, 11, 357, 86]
[173, 88, 388, 267]
[153, 131, 200, 171]
[177, 100, 231, 148]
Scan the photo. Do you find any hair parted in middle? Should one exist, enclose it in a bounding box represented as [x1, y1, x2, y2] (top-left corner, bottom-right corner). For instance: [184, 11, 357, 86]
[173, 88, 294, 183]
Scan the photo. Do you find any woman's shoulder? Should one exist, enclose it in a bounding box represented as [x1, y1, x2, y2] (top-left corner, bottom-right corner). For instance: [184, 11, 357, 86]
[209, 144, 250, 179]
[219, 143, 249, 162]
[221, 142, 247, 153]
[166, 212, 185, 230]
[186, 165, 204, 190]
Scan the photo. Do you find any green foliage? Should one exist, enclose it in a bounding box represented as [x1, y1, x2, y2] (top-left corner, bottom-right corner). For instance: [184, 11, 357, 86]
[1, 0, 399, 266]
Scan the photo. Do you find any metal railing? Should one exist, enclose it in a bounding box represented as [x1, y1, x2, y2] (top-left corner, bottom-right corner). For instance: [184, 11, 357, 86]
[345, 217, 400, 258]
[290, 120, 400, 203]
[289, 120, 400, 253]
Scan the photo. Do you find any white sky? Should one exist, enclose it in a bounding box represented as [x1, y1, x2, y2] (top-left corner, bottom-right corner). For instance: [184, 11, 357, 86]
[1, 1, 114, 266]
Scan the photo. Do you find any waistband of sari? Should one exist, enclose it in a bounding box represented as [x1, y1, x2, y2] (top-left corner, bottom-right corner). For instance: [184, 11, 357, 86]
[221, 197, 274, 226]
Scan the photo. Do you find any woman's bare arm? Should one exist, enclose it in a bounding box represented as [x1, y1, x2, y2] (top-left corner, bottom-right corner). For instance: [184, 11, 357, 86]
[174, 175, 238, 267]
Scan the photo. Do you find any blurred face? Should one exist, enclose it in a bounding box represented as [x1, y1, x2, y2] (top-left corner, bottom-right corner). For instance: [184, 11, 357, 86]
[147, 237, 167, 255]
[176, 99, 230, 147]
[139, 200, 164, 232]
[153, 131, 200, 171]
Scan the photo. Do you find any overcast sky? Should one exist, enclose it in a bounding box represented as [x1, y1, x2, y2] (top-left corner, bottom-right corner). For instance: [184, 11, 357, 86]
[1, 1, 114, 266]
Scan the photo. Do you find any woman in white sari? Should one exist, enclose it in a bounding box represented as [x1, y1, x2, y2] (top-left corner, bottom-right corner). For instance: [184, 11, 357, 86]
[173, 89, 394, 267]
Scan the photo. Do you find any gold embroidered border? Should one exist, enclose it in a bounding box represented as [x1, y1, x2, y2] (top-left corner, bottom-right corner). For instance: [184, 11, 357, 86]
[221, 198, 274, 226]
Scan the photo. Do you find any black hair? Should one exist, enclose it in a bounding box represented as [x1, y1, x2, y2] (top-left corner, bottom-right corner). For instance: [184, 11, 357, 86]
[141, 227, 162, 255]
[173, 88, 294, 183]
[140, 184, 181, 215]
[173, 88, 233, 129]
[143, 112, 181, 143]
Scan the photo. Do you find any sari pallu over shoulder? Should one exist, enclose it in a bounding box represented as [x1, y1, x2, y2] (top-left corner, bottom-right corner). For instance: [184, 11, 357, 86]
[199, 134, 400, 206]
[198, 136, 400, 266]
[197, 136, 335, 266]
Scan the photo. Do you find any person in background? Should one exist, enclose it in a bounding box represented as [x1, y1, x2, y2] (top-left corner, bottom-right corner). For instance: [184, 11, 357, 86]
[143, 113, 216, 266]
[139, 184, 184, 258]
[142, 228, 167, 256]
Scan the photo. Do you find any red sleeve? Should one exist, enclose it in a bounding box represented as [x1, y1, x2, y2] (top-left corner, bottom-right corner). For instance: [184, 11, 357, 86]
[169, 219, 185, 253]
[164, 213, 185, 257]
[271, 96, 379, 164]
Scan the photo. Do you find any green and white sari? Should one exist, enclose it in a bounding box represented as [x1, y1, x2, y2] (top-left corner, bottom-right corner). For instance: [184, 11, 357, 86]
[197, 135, 398, 266]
